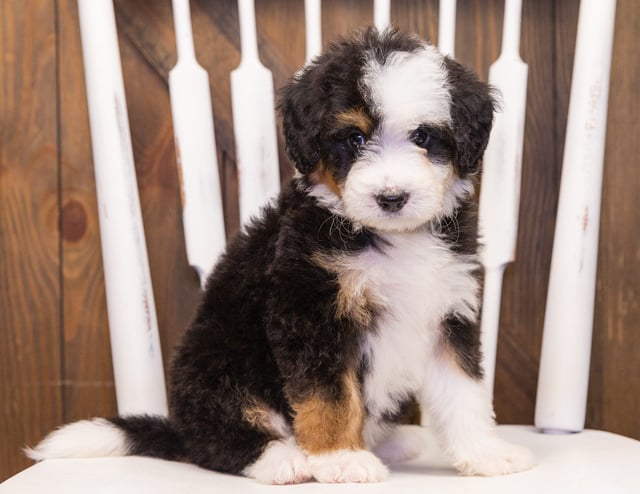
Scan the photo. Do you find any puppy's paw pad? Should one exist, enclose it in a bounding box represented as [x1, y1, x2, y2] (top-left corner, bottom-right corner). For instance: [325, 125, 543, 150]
[309, 449, 389, 483]
[244, 439, 311, 485]
[456, 441, 535, 476]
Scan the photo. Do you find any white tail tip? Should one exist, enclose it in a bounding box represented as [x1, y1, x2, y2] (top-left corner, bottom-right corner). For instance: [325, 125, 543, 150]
[25, 418, 128, 461]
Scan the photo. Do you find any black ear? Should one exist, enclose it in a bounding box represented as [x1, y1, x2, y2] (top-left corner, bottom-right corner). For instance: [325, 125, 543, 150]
[278, 68, 324, 174]
[444, 57, 497, 177]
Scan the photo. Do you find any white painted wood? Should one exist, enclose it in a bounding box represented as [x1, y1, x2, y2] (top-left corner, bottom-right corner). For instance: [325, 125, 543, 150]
[169, 0, 226, 287]
[231, 0, 280, 226]
[374, 0, 391, 31]
[304, 0, 322, 64]
[535, 0, 617, 434]
[438, 0, 457, 57]
[77, 0, 168, 416]
[7, 426, 640, 493]
[478, 0, 528, 396]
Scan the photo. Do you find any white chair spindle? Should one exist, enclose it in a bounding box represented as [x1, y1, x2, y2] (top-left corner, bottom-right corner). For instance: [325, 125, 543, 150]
[374, 0, 391, 31]
[305, 0, 322, 64]
[77, 0, 168, 416]
[169, 0, 226, 287]
[535, 0, 617, 434]
[438, 0, 457, 57]
[478, 0, 528, 397]
[231, 0, 280, 227]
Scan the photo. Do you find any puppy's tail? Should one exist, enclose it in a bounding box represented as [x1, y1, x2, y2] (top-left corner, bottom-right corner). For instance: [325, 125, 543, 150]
[25, 415, 185, 462]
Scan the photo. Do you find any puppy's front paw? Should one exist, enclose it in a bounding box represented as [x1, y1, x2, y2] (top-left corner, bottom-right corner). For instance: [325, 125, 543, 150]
[308, 449, 389, 483]
[454, 440, 535, 476]
[243, 438, 311, 485]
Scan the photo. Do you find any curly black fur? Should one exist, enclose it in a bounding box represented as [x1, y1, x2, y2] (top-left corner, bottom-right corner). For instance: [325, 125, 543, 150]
[443, 56, 497, 177]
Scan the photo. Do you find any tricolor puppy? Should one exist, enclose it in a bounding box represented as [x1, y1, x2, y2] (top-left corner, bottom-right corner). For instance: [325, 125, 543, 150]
[28, 28, 534, 484]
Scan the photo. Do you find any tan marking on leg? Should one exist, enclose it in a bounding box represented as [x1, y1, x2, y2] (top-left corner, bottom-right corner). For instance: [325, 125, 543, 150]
[335, 108, 374, 135]
[292, 371, 365, 454]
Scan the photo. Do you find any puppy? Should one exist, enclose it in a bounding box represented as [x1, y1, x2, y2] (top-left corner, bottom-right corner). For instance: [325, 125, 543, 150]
[27, 28, 534, 484]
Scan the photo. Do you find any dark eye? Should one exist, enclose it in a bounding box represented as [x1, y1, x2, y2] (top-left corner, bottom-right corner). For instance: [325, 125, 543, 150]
[348, 131, 367, 151]
[410, 129, 432, 148]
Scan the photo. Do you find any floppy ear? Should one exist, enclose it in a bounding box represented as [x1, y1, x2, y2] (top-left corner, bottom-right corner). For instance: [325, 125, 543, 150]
[278, 68, 324, 174]
[444, 57, 497, 177]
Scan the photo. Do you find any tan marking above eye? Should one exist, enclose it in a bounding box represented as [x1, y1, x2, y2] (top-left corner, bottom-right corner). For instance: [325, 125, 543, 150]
[335, 108, 374, 136]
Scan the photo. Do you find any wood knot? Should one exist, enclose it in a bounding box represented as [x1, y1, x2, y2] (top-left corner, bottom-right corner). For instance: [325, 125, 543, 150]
[61, 199, 87, 242]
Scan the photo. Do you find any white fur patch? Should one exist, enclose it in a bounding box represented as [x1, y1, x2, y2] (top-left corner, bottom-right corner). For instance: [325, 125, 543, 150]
[25, 418, 128, 461]
[362, 45, 451, 128]
[243, 438, 311, 485]
[306, 182, 346, 217]
[455, 437, 536, 476]
[342, 138, 473, 231]
[307, 449, 389, 483]
[349, 229, 479, 423]
[421, 353, 535, 476]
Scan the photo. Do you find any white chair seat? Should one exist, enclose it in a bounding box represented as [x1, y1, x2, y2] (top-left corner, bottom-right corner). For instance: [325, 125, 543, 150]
[3, 425, 639, 493]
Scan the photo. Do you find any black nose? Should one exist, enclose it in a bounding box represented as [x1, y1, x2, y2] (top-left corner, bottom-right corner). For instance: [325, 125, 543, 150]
[376, 192, 409, 212]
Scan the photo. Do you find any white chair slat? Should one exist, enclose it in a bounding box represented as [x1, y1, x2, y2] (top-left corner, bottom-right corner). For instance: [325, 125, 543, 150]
[77, 0, 167, 416]
[536, 0, 618, 433]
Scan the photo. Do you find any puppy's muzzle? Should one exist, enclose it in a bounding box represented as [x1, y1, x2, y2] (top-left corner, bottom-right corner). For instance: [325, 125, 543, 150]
[375, 192, 410, 213]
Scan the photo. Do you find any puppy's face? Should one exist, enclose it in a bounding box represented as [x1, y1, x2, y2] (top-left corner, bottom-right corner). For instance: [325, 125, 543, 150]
[280, 29, 495, 232]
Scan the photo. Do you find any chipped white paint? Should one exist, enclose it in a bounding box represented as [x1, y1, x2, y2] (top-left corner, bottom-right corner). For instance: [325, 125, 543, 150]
[77, 0, 167, 416]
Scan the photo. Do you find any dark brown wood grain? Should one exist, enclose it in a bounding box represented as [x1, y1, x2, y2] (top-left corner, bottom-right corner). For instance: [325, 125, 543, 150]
[322, 0, 373, 45]
[1, 0, 639, 482]
[590, 0, 640, 439]
[454, 0, 502, 80]
[0, 0, 63, 478]
[392, 0, 439, 44]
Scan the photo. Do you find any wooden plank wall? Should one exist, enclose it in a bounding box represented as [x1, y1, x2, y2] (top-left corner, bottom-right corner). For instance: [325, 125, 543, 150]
[1, 0, 638, 480]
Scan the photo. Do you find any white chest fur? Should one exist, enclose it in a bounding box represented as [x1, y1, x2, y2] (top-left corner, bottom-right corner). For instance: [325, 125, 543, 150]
[351, 230, 480, 420]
